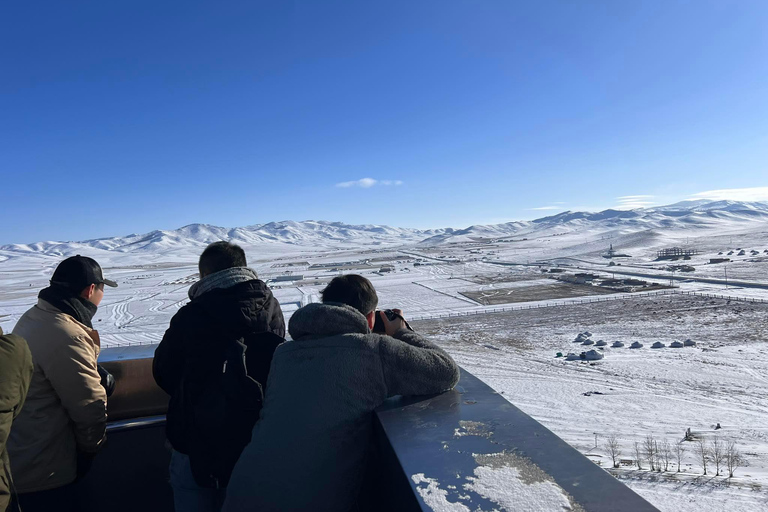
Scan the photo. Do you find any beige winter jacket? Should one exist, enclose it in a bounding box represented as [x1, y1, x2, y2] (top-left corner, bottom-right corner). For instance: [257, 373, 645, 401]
[8, 299, 107, 493]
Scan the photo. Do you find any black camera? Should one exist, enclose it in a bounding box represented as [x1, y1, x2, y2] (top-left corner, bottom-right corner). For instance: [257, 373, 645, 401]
[372, 309, 413, 334]
[372, 309, 400, 334]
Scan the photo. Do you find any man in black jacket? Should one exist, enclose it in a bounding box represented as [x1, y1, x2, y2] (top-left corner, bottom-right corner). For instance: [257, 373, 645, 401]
[153, 241, 285, 512]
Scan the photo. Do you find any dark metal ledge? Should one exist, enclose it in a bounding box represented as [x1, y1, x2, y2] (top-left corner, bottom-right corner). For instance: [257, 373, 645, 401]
[370, 370, 658, 512]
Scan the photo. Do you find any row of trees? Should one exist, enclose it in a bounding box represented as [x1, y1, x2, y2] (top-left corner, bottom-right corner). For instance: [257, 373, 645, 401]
[603, 434, 744, 477]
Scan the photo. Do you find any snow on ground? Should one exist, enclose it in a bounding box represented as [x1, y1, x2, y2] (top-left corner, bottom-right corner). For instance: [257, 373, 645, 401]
[413, 295, 768, 512]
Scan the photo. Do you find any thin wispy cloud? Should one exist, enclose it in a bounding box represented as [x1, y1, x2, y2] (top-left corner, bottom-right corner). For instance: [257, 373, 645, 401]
[335, 178, 403, 189]
[614, 195, 655, 209]
[617, 195, 654, 200]
[690, 187, 768, 202]
[528, 206, 564, 211]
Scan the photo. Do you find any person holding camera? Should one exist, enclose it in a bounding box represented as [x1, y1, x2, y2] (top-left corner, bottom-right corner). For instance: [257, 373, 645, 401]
[224, 274, 460, 512]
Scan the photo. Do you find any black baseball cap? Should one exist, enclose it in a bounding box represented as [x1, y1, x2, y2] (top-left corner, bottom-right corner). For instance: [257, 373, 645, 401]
[50, 255, 118, 290]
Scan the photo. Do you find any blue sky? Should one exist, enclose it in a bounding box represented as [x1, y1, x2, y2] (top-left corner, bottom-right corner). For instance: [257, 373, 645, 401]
[1, 1, 767, 244]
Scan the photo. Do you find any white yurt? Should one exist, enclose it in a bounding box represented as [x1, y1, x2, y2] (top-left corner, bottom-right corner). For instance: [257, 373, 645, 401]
[611, 341, 624, 348]
[670, 341, 684, 348]
[651, 341, 665, 349]
[630, 341, 643, 349]
[584, 349, 604, 361]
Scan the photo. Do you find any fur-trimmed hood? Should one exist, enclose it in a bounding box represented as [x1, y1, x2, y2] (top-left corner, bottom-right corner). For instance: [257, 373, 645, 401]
[288, 302, 369, 341]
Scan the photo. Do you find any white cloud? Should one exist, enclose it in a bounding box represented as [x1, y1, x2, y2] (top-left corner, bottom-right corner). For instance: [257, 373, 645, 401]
[335, 178, 403, 189]
[690, 186, 768, 202]
[614, 195, 655, 210]
[528, 206, 564, 211]
[617, 195, 654, 200]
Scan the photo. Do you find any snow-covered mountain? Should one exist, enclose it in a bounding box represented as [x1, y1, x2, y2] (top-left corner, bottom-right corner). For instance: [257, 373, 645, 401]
[420, 200, 768, 244]
[1, 201, 767, 261]
[0, 220, 446, 262]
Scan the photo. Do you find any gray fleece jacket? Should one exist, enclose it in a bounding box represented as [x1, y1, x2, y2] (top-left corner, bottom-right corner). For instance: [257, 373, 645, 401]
[223, 302, 460, 512]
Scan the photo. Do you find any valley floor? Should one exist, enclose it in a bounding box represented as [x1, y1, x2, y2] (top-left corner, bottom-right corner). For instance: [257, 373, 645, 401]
[414, 295, 768, 512]
[2, 233, 768, 511]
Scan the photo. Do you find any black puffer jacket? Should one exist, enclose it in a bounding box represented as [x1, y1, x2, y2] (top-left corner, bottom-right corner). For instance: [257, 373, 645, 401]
[153, 278, 285, 455]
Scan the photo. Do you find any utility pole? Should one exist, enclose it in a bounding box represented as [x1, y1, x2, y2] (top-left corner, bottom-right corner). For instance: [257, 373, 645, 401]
[724, 265, 728, 290]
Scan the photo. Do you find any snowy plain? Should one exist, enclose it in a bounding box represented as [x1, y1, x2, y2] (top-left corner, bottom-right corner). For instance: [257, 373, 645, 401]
[1, 201, 768, 511]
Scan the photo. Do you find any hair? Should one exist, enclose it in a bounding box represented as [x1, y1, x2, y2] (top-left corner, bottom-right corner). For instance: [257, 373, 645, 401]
[198, 241, 247, 276]
[321, 274, 378, 315]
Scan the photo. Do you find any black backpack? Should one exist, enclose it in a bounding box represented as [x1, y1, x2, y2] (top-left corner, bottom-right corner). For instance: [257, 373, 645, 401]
[181, 334, 270, 489]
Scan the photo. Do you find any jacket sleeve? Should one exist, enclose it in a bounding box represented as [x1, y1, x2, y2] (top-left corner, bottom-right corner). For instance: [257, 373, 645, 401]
[266, 295, 286, 338]
[378, 329, 460, 398]
[153, 312, 186, 396]
[0, 334, 33, 420]
[14, 336, 33, 419]
[46, 335, 107, 453]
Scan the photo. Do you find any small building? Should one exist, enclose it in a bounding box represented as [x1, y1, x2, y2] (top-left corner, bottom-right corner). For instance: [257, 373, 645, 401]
[656, 247, 699, 260]
[630, 341, 644, 349]
[651, 341, 665, 349]
[670, 341, 684, 348]
[272, 274, 304, 282]
[611, 341, 625, 348]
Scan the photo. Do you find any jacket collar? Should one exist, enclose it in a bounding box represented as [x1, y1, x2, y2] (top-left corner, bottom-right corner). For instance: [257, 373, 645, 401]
[188, 267, 260, 300]
[288, 303, 370, 341]
[37, 299, 101, 349]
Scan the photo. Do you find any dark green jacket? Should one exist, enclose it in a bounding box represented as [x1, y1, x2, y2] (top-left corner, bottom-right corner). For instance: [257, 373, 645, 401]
[0, 328, 33, 511]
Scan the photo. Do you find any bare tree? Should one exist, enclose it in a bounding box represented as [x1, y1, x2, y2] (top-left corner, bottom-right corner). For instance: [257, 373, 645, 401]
[659, 439, 672, 472]
[633, 441, 643, 470]
[674, 440, 687, 472]
[725, 440, 744, 478]
[695, 438, 709, 475]
[604, 435, 622, 468]
[710, 436, 725, 476]
[643, 435, 657, 471]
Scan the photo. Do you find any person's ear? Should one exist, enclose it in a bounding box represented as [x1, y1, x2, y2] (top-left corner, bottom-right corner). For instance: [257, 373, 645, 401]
[365, 311, 375, 330]
[80, 284, 96, 300]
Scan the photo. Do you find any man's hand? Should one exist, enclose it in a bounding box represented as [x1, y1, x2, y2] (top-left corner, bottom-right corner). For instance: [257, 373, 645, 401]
[381, 309, 407, 337]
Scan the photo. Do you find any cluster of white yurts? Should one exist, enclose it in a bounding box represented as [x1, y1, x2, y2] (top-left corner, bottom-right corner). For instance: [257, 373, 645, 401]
[563, 332, 697, 361]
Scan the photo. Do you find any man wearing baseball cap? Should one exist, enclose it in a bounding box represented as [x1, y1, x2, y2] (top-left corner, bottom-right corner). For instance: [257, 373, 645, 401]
[8, 255, 117, 512]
